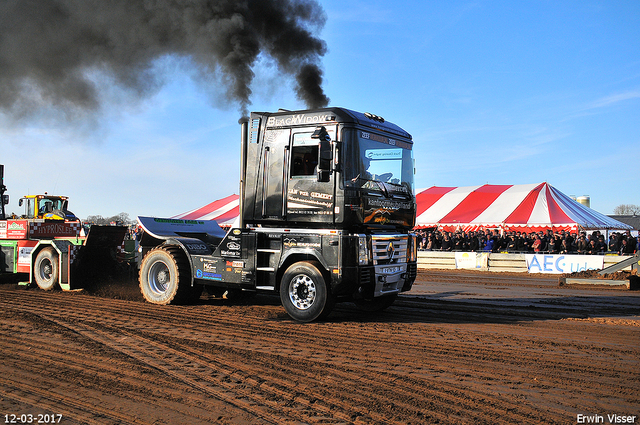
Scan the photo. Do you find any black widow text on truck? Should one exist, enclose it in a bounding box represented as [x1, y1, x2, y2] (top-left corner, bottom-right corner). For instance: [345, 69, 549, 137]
[137, 107, 418, 322]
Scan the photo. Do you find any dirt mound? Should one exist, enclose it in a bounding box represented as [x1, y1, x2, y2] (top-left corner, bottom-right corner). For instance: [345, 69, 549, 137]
[564, 268, 637, 280]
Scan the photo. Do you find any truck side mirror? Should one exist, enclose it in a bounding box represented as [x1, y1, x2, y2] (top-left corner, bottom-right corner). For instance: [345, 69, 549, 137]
[18, 198, 23, 207]
[2, 195, 8, 205]
[317, 140, 332, 182]
[312, 126, 332, 182]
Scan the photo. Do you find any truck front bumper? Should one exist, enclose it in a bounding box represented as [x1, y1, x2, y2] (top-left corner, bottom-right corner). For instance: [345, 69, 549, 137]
[346, 261, 416, 300]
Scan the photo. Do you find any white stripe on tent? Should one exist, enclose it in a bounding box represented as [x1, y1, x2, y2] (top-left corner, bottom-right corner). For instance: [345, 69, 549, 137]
[416, 185, 482, 224]
[471, 183, 540, 225]
[196, 199, 240, 221]
[527, 185, 553, 225]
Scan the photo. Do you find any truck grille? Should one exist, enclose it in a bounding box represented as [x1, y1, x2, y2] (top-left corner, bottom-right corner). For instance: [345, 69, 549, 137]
[371, 236, 407, 265]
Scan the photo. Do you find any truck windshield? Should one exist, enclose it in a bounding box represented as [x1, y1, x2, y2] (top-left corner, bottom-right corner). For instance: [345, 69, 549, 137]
[343, 128, 414, 195]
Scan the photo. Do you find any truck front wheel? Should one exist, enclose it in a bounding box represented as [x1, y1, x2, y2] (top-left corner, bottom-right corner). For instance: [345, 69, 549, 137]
[280, 262, 335, 322]
[139, 246, 196, 305]
[34, 247, 59, 291]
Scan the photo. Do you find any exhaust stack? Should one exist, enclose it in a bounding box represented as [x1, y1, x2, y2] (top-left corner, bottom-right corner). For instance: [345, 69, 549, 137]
[238, 117, 249, 229]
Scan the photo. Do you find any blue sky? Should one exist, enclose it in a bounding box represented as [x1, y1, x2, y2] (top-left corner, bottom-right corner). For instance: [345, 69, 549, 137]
[2, 0, 639, 220]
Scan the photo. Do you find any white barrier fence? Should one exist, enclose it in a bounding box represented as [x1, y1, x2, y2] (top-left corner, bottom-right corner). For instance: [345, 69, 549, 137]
[418, 251, 633, 274]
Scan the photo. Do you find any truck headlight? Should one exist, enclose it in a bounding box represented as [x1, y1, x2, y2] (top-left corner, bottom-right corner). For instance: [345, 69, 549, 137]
[358, 235, 370, 265]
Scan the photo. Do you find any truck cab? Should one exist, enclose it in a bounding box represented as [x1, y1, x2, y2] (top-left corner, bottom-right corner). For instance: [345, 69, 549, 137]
[137, 107, 418, 322]
[242, 108, 415, 231]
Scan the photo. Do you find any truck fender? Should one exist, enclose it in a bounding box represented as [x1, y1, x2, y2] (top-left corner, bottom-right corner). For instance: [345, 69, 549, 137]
[155, 237, 213, 287]
[277, 249, 331, 291]
[279, 248, 329, 272]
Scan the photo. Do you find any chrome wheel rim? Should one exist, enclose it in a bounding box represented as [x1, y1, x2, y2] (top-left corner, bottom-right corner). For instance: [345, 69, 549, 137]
[288, 274, 316, 310]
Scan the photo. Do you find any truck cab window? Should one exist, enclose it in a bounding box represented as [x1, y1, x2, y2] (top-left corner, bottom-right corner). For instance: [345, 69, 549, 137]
[290, 133, 318, 177]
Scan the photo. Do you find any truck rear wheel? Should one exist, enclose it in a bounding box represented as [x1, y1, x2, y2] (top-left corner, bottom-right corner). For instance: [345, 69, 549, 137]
[139, 246, 197, 305]
[33, 247, 59, 291]
[280, 261, 335, 322]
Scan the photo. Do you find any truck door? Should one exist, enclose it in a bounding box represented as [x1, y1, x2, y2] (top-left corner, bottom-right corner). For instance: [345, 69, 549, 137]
[286, 128, 336, 224]
[255, 128, 290, 220]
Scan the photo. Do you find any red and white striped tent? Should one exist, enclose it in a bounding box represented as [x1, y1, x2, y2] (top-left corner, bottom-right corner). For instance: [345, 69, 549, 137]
[172, 194, 239, 227]
[416, 182, 631, 232]
[172, 183, 631, 232]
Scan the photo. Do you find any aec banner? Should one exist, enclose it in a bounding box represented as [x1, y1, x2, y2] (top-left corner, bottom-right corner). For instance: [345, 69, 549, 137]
[525, 254, 604, 274]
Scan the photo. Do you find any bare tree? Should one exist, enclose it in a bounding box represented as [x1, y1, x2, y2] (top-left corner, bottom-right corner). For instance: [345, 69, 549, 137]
[613, 204, 640, 215]
[85, 214, 107, 225]
[84, 212, 135, 225]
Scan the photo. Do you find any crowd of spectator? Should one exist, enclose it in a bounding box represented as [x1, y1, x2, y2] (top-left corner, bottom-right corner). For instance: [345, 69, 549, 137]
[415, 228, 639, 255]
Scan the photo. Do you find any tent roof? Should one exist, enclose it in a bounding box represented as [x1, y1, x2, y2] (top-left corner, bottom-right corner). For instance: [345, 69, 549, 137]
[172, 194, 239, 226]
[416, 183, 632, 231]
[170, 183, 632, 231]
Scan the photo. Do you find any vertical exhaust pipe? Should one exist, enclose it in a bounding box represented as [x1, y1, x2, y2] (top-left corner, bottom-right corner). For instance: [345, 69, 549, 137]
[0, 164, 5, 220]
[238, 117, 249, 229]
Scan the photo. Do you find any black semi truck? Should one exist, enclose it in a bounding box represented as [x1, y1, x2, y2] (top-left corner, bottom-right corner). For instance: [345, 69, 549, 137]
[137, 107, 418, 322]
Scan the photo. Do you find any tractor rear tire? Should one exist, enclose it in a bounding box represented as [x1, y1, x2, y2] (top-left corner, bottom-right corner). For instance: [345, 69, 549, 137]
[33, 247, 59, 291]
[139, 246, 196, 305]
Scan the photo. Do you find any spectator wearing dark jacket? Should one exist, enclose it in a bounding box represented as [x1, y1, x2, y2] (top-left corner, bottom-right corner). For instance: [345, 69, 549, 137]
[609, 234, 620, 253]
[440, 234, 453, 251]
[576, 235, 589, 254]
[468, 232, 480, 251]
[515, 233, 526, 251]
[619, 239, 633, 255]
[626, 235, 638, 254]
[596, 236, 607, 253]
[586, 239, 599, 255]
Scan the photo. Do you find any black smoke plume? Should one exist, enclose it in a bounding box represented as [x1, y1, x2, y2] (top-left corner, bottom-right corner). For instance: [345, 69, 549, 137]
[0, 0, 330, 118]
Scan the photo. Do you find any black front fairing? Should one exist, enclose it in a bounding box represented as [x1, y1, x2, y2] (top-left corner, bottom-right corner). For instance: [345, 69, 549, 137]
[342, 187, 416, 231]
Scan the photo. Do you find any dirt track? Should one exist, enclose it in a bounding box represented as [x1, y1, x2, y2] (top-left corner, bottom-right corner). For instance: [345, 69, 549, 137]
[1, 270, 639, 425]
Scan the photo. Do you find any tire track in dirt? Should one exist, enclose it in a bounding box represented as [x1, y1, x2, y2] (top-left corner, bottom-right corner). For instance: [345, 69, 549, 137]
[2, 274, 639, 425]
[1, 290, 561, 423]
[0, 308, 262, 425]
[96, 325, 475, 424]
[0, 374, 154, 425]
[0, 297, 470, 424]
